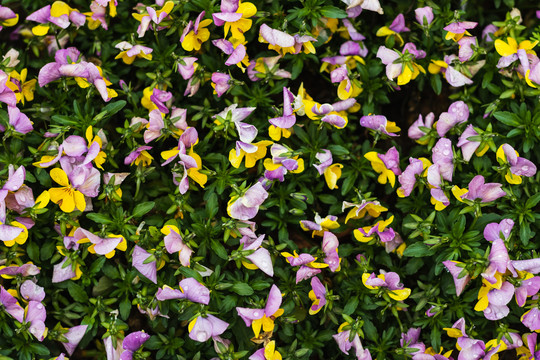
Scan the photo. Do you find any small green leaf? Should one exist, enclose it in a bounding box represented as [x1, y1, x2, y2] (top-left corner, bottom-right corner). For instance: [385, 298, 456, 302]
[231, 282, 254, 296]
[87, 212, 114, 224]
[132, 201, 155, 217]
[68, 282, 89, 302]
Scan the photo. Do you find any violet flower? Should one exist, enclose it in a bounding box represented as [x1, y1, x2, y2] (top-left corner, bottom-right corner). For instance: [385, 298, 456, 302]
[333, 327, 372, 360]
[177, 57, 198, 80]
[189, 314, 229, 342]
[496, 143, 537, 184]
[483, 219, 514, 242]
[156, 277, 210, 305]
[240, 234, 274, 277]
[309, 276, 326, 314]
[150, 88, 172, 114]
[360, 114, 400, 136]
[415, 6, 434, 26]
[236, 284, 283, 337]
[0, 263, 40, 277]
[211, 72, 231, 97]
[227, 182, 268, 221]
[212, 39, 247, 67]
[132, 245, 157, 284]
[62, 325, 88, 356]
[408, 112, 434, 143]
[442, 261, 470, 296]
[436, 100, 469, 137]
[397, 158, 426, 197]
[120, 331, 150, 360]
[143, 110, 164, 143]
[458, 175, 506, 203]
[6, 106, 33, 134]
[522, 308, 540, 332]
[161, 224, 193, 267]
[457, 125, 485, 161]
[0, 70, 16, 106]
[322, 231, 340, 272]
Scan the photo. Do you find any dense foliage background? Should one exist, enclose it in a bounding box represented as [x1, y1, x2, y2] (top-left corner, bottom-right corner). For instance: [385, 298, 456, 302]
[0, 0, 539, 359]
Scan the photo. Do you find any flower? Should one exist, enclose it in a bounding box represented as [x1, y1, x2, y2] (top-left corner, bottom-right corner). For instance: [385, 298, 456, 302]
[124, 146, 153, 166]
[188, 315, 229, 342]
[397, 157, 430, 197]
[177, 57, 198, 80]
[364, 147, 401, 187]
[212, 39, 249, 69]
[211, 72, 231, 97]
[161, 224, 193, 267]
[496, 144, 537, 184]
[227, 182, 268, 221]
[452, 175, 506, 203]
[48, 168, 87, 213]
[457, 125, 489, 162]
[62, 325, 88, 356]
[353, 215, 395, 244]
[156, 277, 210, 305]
[360, 115, 400, 136]
[415, 6, 434, 26]
[408, 112, 434, 144]
[0, 6, 18, 31]
[333, 322, 372, 360]
[376, 14, 409, 46]
[268, 87, 296, 141]
[362, 271, 411, 301]
[442, 261, 471, 296]
[7, 68, 37, 105]
[240, 234, 274, 277]
[132, 1, 174, 38]
[132, 245, 157, 284]
[308, 277, 326, 315]
[121, 331, 150, 359]
[322, 231, 341, 271]
[236, 284, 284, 338]
[114, 41, 153, 64]
[313, 150, 343, 190]
[376, 44, 426, 86]
[26, 3, 86, 36]
[483, 219, 514, 242]
[443, 21, 477, 42]
[212, 0, 257, 43]
[181, 11, 212, 51]
[342, 199, 388, 223]
[436, 100, 469, 137]
[74, 228, 126, 258]
[300, 213, 339, 237]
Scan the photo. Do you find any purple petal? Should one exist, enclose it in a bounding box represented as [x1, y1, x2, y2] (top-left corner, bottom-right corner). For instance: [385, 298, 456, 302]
[179, 278, 210, 305]
[132, 245, 157, 284]
[63, 325, 88, 356]
[123, 331, 150, 352]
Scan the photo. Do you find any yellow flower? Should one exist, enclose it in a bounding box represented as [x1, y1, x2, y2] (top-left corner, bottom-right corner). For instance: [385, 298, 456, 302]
[397, 62, 425, 86]
[324, 164, 343, 190]
[181, 16, 212, 52]
[337, 78, 362, 100]
[474, 274, 503, 312]
[252, 310, 284, 338]
[376, 26, 404, 47]
[263, 340, 283, 360]
[223, 2, 257, 43]
[0, 10, 18, 29]
[1, 221, 28, 247]
[86, 126, 106, 170]
[229, 140, 273, 168]
[7, 69, 36, 105]
[48, 168, 86, 213]
[494, 37, 537, 57]
[364, 152, 396, 187]
[187, 149, 207, 188]
[268, 125, 292, 141]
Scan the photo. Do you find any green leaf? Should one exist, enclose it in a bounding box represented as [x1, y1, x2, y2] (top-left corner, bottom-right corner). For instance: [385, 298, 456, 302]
[343, 297, 359, 315]
[320, 6, 347, 18]
[493, 111, 520, 127]
[210, 239, 228, 260]
[102, 100, 126, 117]
[430, 74, 442, 95]
[132, 201, 155, 217]
[402, 242, 433, 257]
[87, 212, 114, 224]
[68, 282, 89, 302]
[119, 297, 131, 320]
[26, 241, 40, 262]
[231, 282, 254, 296]
[526, 193, 540, 209]
[51, 115, 79, 126]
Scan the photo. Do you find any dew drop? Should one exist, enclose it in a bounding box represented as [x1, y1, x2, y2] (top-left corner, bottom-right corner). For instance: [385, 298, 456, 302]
[253, 311, 260, 317]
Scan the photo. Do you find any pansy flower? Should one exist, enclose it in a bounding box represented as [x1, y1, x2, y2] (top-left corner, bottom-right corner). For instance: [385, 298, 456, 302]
[240, 234, 274, 277]
[236, 284, 284, 338]
[376, 43, 426, 86]
[74, 228, 126, 259]
[376, 14, 409, 46]
[342, 199, 388, 223]
[443, 21, 477, 42]
[247, 56, 291, 83]
[308, 277, 326, 315]
[415, 6, 434, 26]
[333, 322, 373, 360]
[114, 41, 153, 64]
[362, 271, 411, 301]
[132, 1, 174, 38]
[27, 2, 86, 36]
[212, 38, 249, 70]
[177, 57, 198, 80]
[211, 72, 231, 97]
[263, 143, 304, 182]
[313, 150, 343, 190]
[125, 146, 153, 167]
[212, 0, 257, 43]
[436, 101, 469, 137]
[322, 231, 341, 272]
[7, 69, 36, 105]
[156, 277, 210, 305]
[364, 147, 401, 187]
[496, 144, 537, 184]
[268, 87, 296, 141]
[132, 245, 157, 284]
[408, 112, 435, 145]
[354, 215, 395, 244]
[494, 37, 537, 85]
[428, 55, 475, 87]
[188, 315, 229, 342]
[457, 124, 489, 162]
[121, 331, 150, 359]
[442, 261, 471, 296]
[0, 6, 18, 31]
[228, 182, 268, 221]
[360, 114, 400, 137]
[181, 11, 212, 51]
[161, 224, 193, 267]
[300, 213, 339, 237]
[452, 175, 506, 203]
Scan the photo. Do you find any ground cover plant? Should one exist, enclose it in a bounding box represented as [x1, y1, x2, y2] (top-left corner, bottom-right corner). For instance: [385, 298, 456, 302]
[0, 0, 539, 359]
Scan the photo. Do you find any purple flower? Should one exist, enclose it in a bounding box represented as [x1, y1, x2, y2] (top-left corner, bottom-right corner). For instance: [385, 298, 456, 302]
[161, 225, 193, 267]
[211, 72, 231, 97]
[360, 115, 399, 136]
[156, 278, 210, 305]
[442, 261, 470, 296]
[296, 266, 321, 283]
[6, 106, 33, 134]
[389, 14, 409, 33]
[515, 276, 540, 307]
[150, 88, 172, 114]
[457, 125, 483, 162]
[74, 228, 123, 257]
[444, 21, 478, 42]
[63, 325, 88, 356]
[497, 144, 537, 183]
[436, 101, 469, 137]
[483, 219, 514, 242]
[227, 182, 268, 221]
[132, 245, 157, 284]
[397, 158, 425, 197]
[177, 57, 197, 80]
[0, 70, 16, 106]
[189, 314, 229, 342]
[522, 308, 540, 332]
[20, 280, 45, 302]
[458, 37, 477, 62]
[309, 277, 326, 314]
[430, 138, 454, 181]
[212, 39, 247, 67]
[241, 234, 274, 277]
[120, 331, 150, 360]
[322, 231, 340, 271]
[236, 284, 283, 337]
[415, 6, 434, 25]
[460, 175, 506, 203]
[408, 112, 434, 142]
[0, 285, 24, 322]
[333, 328, 372, 360]
[0, 263, 40, 277]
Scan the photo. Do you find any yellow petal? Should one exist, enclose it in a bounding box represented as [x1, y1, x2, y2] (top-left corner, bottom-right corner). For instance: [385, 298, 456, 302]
[376, 26, 395, 37]
[35, 190, 50, 208]
[494, 38, 517, 57]
[51, 1, 71, 17]
[32, 24, 50, 36]
[229, 148, 244, 168]
[50, 168, 70, 187]
[397, 64, 413, 85]
[388, 288, 411, 301]
[324, 164, 343, 190]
